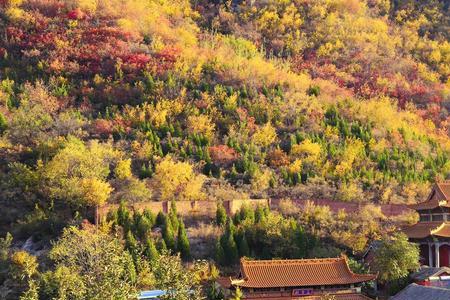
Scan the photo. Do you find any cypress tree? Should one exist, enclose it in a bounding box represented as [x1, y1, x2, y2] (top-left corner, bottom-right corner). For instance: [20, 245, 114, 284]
[233, 212, 242, 225]
[216, 202, 227, 226]
[295, 225, 308, 258]
[225, 217, 236, 236]
[125, 231, 138, 254]
[162, 215, 176, 251]
[220, 218, 238, 265]
[143, 209, 155, 227]
[223, 234, 238, 265]
[155, 211, 165, 227]
[136, 214, 152, 240]
[214, 240, 225, 265]
[238, 233, 250, 258]
[168, 201, 179, 233]
[0, 112, 7, 134]
[177, 217, 191, 261]
[144, 238, 159, 262]
[117, 201, 130, 229]
[239, 204, 254, 223]
[132, 211, 142, 233]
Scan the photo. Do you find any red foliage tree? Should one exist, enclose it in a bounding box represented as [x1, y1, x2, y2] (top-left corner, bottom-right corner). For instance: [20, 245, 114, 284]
[209, 145, 239, 167]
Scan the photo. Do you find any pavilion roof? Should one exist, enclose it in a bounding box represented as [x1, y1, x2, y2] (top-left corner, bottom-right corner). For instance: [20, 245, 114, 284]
[411, 266, 450, 282]
[403, 222, 450, 239]
[391, 283, 450, 300]
[233, 256, 376, 288]
[409, 181, 450, 211]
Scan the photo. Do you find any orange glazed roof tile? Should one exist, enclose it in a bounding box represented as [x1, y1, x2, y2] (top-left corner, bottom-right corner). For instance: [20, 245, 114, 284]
[234, 256, 376, 288]
[404, 222, 450, 239]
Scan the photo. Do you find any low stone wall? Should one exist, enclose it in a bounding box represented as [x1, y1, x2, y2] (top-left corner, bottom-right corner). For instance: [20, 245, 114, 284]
[99, 198, 270, 218]
[99, 197, 410, 220]
[270, 198, 412, 217]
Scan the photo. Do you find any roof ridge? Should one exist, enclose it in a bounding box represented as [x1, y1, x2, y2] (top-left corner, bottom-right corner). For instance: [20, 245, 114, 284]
[410, 283, 450, 292]
[241, 257, 343, 264]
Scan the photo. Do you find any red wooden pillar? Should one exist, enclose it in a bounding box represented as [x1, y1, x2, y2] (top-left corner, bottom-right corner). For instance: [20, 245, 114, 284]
[440, 244, 450, 267]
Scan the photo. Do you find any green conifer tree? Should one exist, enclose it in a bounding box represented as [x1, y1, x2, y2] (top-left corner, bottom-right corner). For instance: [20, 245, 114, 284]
[0, 112, 7, 134]
[136, 214, 151, 240]
[214, 240, 225, 266]
[144, 238, 159, 262]
[168, 201, 179, 233]
[239, 204, 255, 224]
[117, 201, 131, 230]
[125, 231, 139, 264]
[254, 205, 266, 223]
[222, 232, 238, 265]
[177, 218, 191, 261]
[162, 215, 176, 251]
[238, 233, 250, 258]
[216, 202, 227, 226]
[156, 211, 165, 227]
[142, 209, 155, 227]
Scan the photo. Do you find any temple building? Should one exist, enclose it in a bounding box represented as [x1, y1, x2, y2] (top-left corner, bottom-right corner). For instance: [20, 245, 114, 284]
[404, 181, 450, 267]
[218, 256, 376, 299]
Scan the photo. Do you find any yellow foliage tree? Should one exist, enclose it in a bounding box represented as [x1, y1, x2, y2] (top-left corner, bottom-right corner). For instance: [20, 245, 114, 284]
[43, 137, 120, 209]
[10, 250, 38, 281]
[115, 159, 132, 180]
[288, 159, 302, 175]
[252, 123, 277, 148]
[251, 169, 273, 192]
[153, 156, 205, 201]
[79, 178, 113, 225]
[187, 115, 215, 140]
[290, 139, 322, 163]
[334, 138, 364, 178]
[79, 178, 113, 207]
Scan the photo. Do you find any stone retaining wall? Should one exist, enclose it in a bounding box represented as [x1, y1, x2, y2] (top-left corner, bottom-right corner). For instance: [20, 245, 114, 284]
[99, 198, 270, 218]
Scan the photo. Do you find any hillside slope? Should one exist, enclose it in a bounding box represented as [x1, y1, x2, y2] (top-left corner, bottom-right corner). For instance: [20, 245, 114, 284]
[0, 0, 449, 233]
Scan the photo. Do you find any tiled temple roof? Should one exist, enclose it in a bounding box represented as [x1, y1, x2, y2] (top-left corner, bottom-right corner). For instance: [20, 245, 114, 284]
[234, 256, 376, 288]
[409, 181, 450, 211]
[403, 222, 450, 239]
[391, 283, 450, 300]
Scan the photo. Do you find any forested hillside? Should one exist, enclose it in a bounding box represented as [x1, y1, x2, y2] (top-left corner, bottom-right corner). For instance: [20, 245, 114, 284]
[0, 0, 448, 298]
[1, 0, 449, 216]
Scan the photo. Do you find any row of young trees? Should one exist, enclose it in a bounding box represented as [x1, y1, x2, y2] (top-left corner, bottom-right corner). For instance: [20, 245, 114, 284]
[107, 201, 192, 262]
[215, 203, 328, 266]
